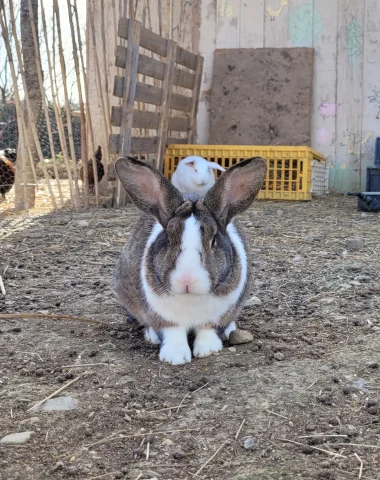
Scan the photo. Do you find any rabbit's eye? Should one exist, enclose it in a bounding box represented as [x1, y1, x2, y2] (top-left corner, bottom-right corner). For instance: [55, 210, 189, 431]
[211, 235, 217, 248]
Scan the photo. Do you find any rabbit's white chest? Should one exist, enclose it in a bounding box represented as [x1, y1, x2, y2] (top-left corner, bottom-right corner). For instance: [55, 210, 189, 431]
[141, 220, 247, 329]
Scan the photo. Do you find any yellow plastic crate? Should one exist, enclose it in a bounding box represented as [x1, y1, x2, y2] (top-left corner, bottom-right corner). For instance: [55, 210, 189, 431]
[164, 145, 326, 201]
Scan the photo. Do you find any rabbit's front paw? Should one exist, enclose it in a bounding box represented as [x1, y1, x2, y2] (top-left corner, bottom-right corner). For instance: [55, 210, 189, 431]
[145, 327, 160, 345]
[193, 329, 223, 358]
[159, 327, 191, 365]
[159, 343, 192, 364]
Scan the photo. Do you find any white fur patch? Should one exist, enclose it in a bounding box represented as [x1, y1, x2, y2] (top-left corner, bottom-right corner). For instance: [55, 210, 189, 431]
[223, 321, 237, 339]
[141, 221, 246, 330]
[170, 215, 210, 295]
[145, 327, 160, 345]
[193, 329, 223, 358]
[159, 327, 191, 365]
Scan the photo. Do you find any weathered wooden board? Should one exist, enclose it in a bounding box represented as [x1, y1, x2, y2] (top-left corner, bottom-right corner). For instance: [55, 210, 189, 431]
[334, 0, 365, 192]
[361, 0, 380, 189]
[209, 48, 314, 146]
[311, 0, 338, 193]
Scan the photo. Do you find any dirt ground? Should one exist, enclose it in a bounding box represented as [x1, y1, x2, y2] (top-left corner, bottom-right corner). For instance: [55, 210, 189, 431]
[1, 195, 380, 480]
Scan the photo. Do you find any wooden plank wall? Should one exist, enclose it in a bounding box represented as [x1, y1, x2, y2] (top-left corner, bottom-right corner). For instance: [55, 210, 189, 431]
[197, 0, 380, 192]
[86, 0, 196, 185]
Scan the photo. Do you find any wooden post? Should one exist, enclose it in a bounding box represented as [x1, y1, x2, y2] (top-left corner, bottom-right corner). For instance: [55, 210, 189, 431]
[156, 39, 176, 173]
[41, 0, 77, 207]
[8, 0, 57, 209]
[28, 0, 65, 208]
[53, 0, 81, 207]
[67, 0, 89, 208]
[115, 18, 141, 208]
[187, 54, 204, 144]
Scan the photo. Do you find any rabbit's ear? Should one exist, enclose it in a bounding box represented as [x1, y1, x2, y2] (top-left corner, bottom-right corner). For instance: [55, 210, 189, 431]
[204, 157, 267, 226]
[208, 162, 225, 172]
[115, 156, 184, 227]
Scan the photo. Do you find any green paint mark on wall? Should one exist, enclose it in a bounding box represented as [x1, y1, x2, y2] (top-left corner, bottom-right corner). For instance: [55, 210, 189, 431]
[346, 18, 362, 66]
[288, 0, 323, 47]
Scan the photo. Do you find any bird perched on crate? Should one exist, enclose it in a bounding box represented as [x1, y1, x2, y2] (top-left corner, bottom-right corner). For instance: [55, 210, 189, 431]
[79, 145, 105, 193]
[0, 148, 17, 200]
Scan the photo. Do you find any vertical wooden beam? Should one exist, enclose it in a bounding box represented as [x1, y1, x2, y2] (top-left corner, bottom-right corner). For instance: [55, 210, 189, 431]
[156, 39, 176, 173]
[115, 18, 141, 207]
[187, 54, 204, 144]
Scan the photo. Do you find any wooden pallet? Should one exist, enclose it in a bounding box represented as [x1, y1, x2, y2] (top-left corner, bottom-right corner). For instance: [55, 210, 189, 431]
[109, 17, 203, 207]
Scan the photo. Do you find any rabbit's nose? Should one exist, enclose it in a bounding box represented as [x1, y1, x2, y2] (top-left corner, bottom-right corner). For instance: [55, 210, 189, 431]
[177, 275, 196, 287]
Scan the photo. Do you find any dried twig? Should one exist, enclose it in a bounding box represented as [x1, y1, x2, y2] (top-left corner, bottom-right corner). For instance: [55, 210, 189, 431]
[278, 438, 347, 458]
[28, 375, 83, 412]
[298, 434, 349, 439]
[354, 452, 364, 479]
[235, 418, 246, 439]
[191, 382, 210, 394]
[146, 439, 150, 460]
[147, 404, 190, 414]
[194, 440, 229, 476]
[266, 409, 289, 420]
[0, 276, 5, 295]
[326, 443, 380, 449]
[62, 363, 112, 368]
[307, 379, 319, 390]
[85, 428, 198, 448]
[0, 313, 100, 324]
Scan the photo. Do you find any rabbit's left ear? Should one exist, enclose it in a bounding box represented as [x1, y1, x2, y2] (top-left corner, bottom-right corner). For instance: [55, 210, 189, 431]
[204, 157, 267, 226]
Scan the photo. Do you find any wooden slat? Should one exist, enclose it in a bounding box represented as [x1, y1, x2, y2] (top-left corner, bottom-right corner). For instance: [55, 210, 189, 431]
[119, 18, 197, 71]
[116, 18, 141, 207]
[133, 110, 160, 129]
[170, 92, 192, 113]
[112, 107, 189, 131]
[174, 68, 194, 90]
[110, 105, 122, 126]
[168, 116, 189, 131]
[118, 17, 167, 57]
[113, 75, 124, 98]
[176, 46, 197, 70]
[111, 134, 187, 153]
[116, 46, 195, 89]
[187, 54, 204, 142]
[135, 82, 162, 106]
[130, 136, 158, 153]
[156, 40, 177, 172]
[109, 133, 120, 154]
[167, 137, 188, 144]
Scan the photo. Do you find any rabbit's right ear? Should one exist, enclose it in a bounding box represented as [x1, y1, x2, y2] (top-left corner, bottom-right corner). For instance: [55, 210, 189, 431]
[115, 156, 184, 227]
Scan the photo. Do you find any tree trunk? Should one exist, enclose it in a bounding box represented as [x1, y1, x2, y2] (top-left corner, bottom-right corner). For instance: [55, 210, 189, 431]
[15, 0, 42, 209]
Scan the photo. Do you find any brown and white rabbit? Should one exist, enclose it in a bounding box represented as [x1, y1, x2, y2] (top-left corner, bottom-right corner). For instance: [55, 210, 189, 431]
[112, 156, 267, 365]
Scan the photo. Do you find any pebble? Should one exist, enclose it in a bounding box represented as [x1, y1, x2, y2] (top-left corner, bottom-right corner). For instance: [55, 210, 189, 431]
[317, 390, 334, 405]
[0, 431, 34, 445]
[37, 396, 77, 412]
[229, 329, 253, 345]
[273, 352, 285, 361]
[75, 220, 90, 228]
[346, 237, 364, 250]
[228, 347, 237, 353]
[173, 450, 186, 460]
[162, 439, 174, 446]
[244, 295, 262, 307]
[243, 436, 256, 450]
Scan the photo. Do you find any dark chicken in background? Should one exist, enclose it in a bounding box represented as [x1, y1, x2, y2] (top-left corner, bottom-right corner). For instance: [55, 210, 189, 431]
[79, 145, 104, 193]
[0, 148, 17, 199]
